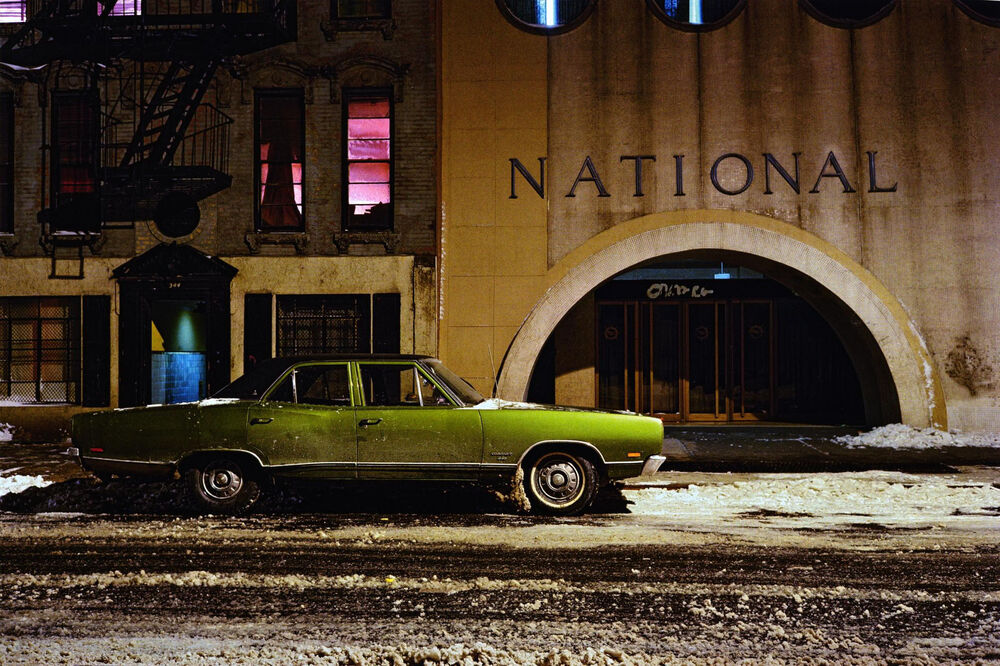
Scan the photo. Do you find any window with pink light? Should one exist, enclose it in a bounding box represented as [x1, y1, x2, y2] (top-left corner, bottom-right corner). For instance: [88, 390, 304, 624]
[255, 90, 305, 231]
[0, 0, 24, 22]
[343, 89, 392, 231]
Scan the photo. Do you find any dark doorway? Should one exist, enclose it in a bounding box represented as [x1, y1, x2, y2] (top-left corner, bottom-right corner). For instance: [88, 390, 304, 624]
[114, 244, 237, 407]
[595, 260, 870, 425]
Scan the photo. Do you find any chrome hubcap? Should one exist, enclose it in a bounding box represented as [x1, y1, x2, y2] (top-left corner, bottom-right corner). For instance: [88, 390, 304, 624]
[533, 455, 583, 505]
[201, 463, 243, 500]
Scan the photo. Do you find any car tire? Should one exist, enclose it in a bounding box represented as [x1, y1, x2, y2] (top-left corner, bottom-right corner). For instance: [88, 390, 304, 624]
[187, 456, 261, 515]
[524, 450, 598, 516]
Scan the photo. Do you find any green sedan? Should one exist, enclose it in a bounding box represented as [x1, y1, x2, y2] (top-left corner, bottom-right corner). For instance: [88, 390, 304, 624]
[70, 355, 665, 515]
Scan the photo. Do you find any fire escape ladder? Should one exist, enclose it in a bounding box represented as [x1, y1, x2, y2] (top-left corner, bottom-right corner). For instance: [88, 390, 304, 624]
[120, 60, 219, 169]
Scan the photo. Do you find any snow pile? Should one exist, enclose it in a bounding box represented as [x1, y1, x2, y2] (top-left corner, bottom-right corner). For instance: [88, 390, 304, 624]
[0, 423, 12, 442]
[836, 423, 1000, 449]
[627, 471, 1000, 523]
[0, 474, 51, 498]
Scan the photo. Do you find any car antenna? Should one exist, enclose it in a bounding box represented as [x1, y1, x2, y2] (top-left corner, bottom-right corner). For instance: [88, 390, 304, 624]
[488, 345, 498, 398]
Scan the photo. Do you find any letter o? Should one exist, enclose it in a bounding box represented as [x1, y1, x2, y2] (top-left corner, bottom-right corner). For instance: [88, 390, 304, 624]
[711, 153, 754, 196]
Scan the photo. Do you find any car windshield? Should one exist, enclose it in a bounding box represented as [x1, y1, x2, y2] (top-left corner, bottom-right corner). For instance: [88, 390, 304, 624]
[423, 359, 485, 406]
[212, 359, 292, 400]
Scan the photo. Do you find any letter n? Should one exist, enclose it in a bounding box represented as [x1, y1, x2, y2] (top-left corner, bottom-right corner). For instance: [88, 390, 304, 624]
[509, 158, 546, 199]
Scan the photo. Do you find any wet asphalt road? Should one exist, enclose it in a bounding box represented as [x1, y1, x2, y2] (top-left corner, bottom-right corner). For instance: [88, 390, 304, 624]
[2, 510, 999, 664]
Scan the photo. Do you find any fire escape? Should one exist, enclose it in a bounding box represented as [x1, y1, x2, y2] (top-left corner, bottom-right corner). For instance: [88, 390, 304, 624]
[0, 0, 296, 276]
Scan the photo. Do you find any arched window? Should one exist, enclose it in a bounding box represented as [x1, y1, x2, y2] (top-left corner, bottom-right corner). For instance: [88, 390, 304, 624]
[955, 0, 1000, 27]
[647, 0, 745, 31]
[496, 0, 596, 35]
[800, 0, 896, 29]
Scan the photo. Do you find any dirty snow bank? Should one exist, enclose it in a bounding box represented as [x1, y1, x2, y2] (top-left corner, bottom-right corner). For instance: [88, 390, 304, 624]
[836, 423, 1000, 449]
[0, 474, 51, 498]
[0, 423, 12, 442]
[627, 470, 1000, 524]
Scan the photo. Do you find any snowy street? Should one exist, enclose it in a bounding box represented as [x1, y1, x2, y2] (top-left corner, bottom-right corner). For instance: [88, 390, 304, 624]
[1, 439, 999, 664]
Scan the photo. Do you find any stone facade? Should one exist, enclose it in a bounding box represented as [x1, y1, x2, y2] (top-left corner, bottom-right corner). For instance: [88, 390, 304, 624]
[439, 0, 1000, 432]
[0, 0, 437, 439]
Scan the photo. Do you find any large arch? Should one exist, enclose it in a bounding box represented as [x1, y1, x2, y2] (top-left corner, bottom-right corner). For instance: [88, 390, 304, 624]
[497, 210, 947, 428]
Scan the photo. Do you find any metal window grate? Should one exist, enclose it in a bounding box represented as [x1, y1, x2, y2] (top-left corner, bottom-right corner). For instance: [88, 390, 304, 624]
[0, 297, 80, 404]
[276, 295, 371, 356]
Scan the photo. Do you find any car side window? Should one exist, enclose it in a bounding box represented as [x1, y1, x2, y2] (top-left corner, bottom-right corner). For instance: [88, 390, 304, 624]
[265, 364, 351, 406]
[359, 363, 453, 407]
[298, 365, 351, 406]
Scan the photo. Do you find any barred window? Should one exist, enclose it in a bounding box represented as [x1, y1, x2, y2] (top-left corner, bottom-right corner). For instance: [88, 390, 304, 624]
[276, 295, 372, 355]
[0, 298, 80, 404]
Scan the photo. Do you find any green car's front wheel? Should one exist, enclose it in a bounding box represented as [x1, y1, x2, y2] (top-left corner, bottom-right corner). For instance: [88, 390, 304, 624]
[525, 451, 598, 516]
[187, 456, 261, 515]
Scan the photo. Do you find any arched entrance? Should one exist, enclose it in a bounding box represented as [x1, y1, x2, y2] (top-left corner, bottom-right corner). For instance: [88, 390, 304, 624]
[497, 212, 946, 428]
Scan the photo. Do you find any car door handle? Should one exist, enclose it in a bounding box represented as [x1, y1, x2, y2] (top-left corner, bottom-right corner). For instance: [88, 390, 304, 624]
[359, 418, 383, 427]
[250, 417, 273, 425]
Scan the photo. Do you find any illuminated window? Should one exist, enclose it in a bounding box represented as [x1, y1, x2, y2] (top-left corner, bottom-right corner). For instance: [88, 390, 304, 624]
[343, 89, 392, 231]
[255, 90, 305, 231]
[648, 0, 745, 30]
[0, 93, 12, 234]
[496, 0, 595, 34]
[52, 91, 98, 197]
[334, 0, 390, 18]
[0, 298, 80, 404]
[800, 0, 895, 28]
[107, 0, 141, 16]
[0, 0, 25, 22]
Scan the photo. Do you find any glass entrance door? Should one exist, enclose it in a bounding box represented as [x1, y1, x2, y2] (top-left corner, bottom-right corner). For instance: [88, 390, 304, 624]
[597, 300, 774, 422]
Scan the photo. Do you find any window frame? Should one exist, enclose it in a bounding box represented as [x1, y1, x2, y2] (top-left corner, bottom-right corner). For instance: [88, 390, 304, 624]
[954, 0, 1000, 27]
[0, 297, 81, 405]
[0, 91, 12, 235]
[341, 87, 394, 232]
[332, 0, 391, 19]
[646, 0, 746, 32]
[50, 89, 99, 202]
[0, 0, 26, 24]
[799, 0, 896, 29]
[495, 0, 597, 35]
[254, 88, 306, 233]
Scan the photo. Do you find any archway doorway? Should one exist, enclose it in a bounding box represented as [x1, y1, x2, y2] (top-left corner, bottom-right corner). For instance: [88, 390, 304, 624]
[586, 254, 880, 425]
[500, 214, 945, 429]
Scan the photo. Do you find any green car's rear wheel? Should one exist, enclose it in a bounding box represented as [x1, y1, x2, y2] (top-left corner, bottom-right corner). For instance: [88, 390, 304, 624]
[525, 451, 598, 516]
[187, 456, 261, 515]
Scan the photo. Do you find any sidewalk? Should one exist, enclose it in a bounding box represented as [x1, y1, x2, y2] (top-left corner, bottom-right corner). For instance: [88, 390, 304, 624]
[659, 425, 1000, 473]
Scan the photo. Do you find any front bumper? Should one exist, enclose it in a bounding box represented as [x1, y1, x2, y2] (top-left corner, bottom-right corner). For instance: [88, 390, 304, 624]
[641, 454, 665, 476]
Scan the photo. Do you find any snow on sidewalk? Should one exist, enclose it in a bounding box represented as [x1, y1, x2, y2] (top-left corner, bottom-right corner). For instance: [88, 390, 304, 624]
[835, 423, 1000, 449]
[628, 469, 1000, 532]
[0, 474, 51, 498]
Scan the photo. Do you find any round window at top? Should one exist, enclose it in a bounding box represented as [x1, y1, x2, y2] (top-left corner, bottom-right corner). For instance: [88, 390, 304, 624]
[496, 0, 597, 35]
[646, 0, 746, 32]
[800, 0, 896, 28]
[955, 0, 1000, 27]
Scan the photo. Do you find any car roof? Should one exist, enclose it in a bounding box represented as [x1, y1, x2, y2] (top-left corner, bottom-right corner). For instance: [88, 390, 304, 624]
[267, 354, 436, 364]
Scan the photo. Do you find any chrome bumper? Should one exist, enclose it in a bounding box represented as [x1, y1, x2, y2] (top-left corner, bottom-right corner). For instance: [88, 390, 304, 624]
[641, 454, 665, 476]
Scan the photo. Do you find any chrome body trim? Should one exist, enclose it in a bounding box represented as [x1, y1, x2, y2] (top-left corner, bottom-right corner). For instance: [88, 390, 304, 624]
[641, 454, 666, 476]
